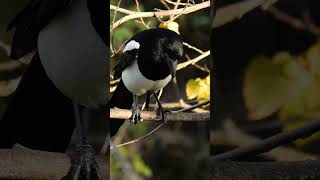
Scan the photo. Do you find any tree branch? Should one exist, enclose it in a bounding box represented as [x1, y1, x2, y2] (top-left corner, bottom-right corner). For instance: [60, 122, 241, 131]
[211, 117, 320, 161]
[0, 145, 108, 180]
[177, 50, 210, 71]
[267, 6, 320, 35]
[110, 108, 209, 122]
[209, 160, 320, 180]
[110, 1, 210, 30]
[213, 0, 280, 28]
[212, 119, 319, 161]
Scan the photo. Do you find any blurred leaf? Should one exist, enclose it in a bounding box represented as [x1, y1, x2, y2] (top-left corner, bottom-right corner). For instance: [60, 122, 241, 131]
[305, 40, 320, 78]
[243, 55, 290, 120]
[127, 122, 148, 138]
[279, 60, 320, 120]
[110, 147, 130, 177]
[244, 44, 320, 146]
[186, 75, 210, 101]
[132, 154, 153, 178]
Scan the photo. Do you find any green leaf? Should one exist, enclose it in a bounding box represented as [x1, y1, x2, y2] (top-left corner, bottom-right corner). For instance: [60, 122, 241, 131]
[132, 155, 153, 177]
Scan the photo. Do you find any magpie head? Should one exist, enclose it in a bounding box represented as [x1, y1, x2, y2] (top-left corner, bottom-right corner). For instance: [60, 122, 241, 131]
[161, 38, 183, 79]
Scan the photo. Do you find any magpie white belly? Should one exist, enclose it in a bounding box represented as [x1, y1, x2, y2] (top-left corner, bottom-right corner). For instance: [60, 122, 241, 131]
[121, 60, 171, 96]
[38, 0, 107, 108]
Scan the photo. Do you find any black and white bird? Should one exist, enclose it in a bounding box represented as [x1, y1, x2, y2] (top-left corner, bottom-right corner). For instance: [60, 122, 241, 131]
[111, 28, 183, 135]
[0, 0, 107, 179]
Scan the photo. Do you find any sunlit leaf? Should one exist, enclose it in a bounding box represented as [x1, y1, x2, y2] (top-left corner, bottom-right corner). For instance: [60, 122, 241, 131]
[305, 40, 320, 78]
[244, 45, 320, 146]
[186, 75, 210, 101]
[279, 60, 320, 120]
[243, 56, 290, 120]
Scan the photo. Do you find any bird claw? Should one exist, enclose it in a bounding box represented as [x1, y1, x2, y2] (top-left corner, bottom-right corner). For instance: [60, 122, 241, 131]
[156, 108, 170, 123]
[129, 107, 142, 124]
[61, 145, 102, 180]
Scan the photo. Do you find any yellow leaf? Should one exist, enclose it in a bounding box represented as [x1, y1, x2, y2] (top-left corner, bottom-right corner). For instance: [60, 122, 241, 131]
[279, 60, 320, 120]
[159, 21, 180, 34]
[305, 40, 320, 78]
[243, 56, 290, 120]
[186, 75, 210, 102]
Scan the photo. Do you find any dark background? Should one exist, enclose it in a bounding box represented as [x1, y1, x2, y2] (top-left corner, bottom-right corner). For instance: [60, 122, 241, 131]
[212, 0, 320, 157]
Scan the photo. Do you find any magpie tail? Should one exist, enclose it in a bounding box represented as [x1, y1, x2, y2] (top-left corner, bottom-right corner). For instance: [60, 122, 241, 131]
[0, 53, 75, 152]
[110, 79, 133, 137]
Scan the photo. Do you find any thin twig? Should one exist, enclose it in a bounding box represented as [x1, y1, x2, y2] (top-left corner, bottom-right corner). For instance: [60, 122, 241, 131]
[177, 50, 210, 70]
[192, 63, 210, 73]
[110, 123, 165, 150]
[267, 6, 320, 36]
[173, 99, 210, 113]
[165, 0, 191, 6]
[212, 119, 319, 161]
[135, 0, 150, 29]
[183, 42, 205, 54]
[110, 1, 210, 31]
[210, 160, 320, 179]
[213, 0, 280, 28]
[171, 0, 190, 22]
[160, 0, 171, 10]
[211, 117, 320, 161]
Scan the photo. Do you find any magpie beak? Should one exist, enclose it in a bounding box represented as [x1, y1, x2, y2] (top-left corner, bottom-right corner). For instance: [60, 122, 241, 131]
[165, 58, 177, 79]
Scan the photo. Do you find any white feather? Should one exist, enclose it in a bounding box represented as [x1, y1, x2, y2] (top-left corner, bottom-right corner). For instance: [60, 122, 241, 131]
[123, 40, 140, 52]
[121, 60, 171, 96]
[38, 0, 107, 108]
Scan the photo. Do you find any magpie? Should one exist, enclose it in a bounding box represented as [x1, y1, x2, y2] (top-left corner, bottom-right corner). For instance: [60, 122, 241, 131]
[111, 28, 183, 135]
[0, 0, 107, 179]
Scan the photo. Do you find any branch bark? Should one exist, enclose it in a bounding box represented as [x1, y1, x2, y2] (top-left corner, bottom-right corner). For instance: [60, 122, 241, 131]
[213, 0, 280, 28]
[212, 119, 319, 161]
[211, 117, 320, 161]
[110, 108, 209, 122]
[110, 1, 210, 30]
[177, 50, 210, 71]
[0, 145, 108, 180]
[209, 160, 320, 180]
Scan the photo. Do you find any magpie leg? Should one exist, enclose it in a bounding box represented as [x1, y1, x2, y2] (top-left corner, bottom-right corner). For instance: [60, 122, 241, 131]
[144, 91, 151, 110]
[153, 92, 170, 123]
[61, 104, 102, 180]
[129, 95, 141, 124]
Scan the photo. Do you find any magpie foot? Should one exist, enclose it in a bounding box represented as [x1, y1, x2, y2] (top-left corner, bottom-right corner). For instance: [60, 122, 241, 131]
[61, 145, 102, 180]
[156, 108, 170, 123]
[129, 107, 142, 124]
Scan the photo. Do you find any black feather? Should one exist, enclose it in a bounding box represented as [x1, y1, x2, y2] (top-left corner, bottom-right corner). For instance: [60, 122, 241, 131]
[7, 0, 71, 59]
[113, 50, 138, 79]
[0, 54, 75, 152]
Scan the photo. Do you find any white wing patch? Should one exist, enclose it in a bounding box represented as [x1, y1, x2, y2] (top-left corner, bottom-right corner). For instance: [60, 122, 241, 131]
[123, 40, 140, 52]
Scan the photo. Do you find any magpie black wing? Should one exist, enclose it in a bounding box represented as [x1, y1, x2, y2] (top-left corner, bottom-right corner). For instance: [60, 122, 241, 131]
[113, 49, 138, 79]
[87, 0, 108, 45]
[8, 0, 72, 59]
